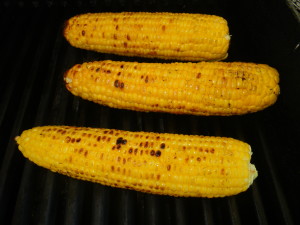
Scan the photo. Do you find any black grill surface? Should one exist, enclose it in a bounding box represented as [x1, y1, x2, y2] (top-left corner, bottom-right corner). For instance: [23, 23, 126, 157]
[1, 0, 300, 225]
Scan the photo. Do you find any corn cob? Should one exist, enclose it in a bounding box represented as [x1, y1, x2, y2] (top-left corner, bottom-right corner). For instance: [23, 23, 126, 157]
[16, 126, 257, 198]
[64, 60, 280, 116]
[63, 12, 230, 61]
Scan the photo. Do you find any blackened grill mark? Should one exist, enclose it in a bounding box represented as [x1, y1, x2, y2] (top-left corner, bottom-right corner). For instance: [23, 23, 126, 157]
[155, 150, 161, 157]
[65, 136, 71, 143]
[114, 80, 119, 88]
[116, 137, 127, 145]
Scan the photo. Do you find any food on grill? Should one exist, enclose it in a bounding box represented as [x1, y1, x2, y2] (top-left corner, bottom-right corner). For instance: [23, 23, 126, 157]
[63, 12, 230, 61]
[15, 126, 258, 198]
[64, 60, 280, 116]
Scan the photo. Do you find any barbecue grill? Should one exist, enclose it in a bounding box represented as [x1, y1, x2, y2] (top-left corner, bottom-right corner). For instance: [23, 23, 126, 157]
[1, 0, 299, 224]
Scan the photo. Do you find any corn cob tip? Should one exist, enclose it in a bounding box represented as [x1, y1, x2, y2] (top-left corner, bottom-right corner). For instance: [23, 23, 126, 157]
[249, 164, 258, 185]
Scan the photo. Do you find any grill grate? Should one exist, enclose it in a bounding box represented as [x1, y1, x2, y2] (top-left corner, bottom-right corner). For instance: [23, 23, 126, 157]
[0, 1, 300, 225]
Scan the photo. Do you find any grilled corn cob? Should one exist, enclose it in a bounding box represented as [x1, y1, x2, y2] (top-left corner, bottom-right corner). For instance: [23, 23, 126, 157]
[64, 60, 280, 116]
[63, 12, 230, 61]
[16, 126, 257, 198]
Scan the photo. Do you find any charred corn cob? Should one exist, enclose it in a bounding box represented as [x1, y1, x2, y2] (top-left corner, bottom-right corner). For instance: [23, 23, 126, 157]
[64, 60, 280, 116]
[16, 126, 257, 198]
[63, 12, 230, 61]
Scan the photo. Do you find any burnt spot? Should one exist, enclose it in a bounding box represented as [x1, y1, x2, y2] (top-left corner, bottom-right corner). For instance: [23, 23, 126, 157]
[102, 136, 107, 141]
[128, 148, 133, 154]
[167, 165, 171, 171]
[134, 148, 138, 155]
[210, 148, 215, 154]
[149, 51, 157, 55]
[157, 174, 161, 180]
[162, 25, 166, 31]
[114, 80, 119, 87]
[228, 103, 231, 107]
[65, 136, 71, 143]
[61, 130, 66, 135]
[139, 142, 143, 147]
[144, 142, 149, 148]
[123, 158, 126, 164]
[155, 150, 161, 157]
[76, 138, 81, 142]
[114, 80, 124, 89]
[150, 150, 155, 156]
[82, 133, 87, 137]
[196, 73, 201, 78]
[117, 156, 121, 162]
[145, 76, 149, 83]
[82, 30, 85, 36]
[52, 135, 56, 140]
[117, 72, 121, 76]
[116, 137, 127, 145]
[221, 168, 225, 175]
[113, 18, 118, 22]
[124, 42, 128, 47]
[127, 34, 131, 40]
[111, 166, 115, 171]
[106, 70, 111, 74]
[120, 64, 124, 69]
[116, 145, 121, 150]
[79, 148, 84, 154]
[120, 82, 124, 89]
[156, 136, 160, 140]
[197, 157, 201, 162]
[113, 34, 117, 39]
[68, 156, 73, 163]
[107, 137, 111, 142]
[140, 150, 143, 155]
[97, 136, 101, 141]
[115, 25, 119, 30]
[160, 143, 165, 149]
[84, 150, 88, 157]
[87, 134, 92, 138]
